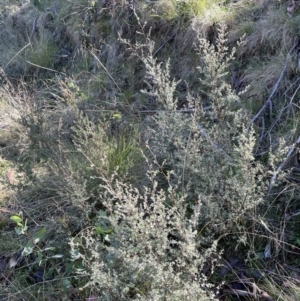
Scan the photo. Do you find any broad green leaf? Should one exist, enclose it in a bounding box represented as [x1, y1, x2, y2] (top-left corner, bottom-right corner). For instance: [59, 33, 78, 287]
[10, 215, 22, 225]
[112, 112, 122, 120]
[72, 237, 81, 244]
[15, 227, 23, 235]
[65, 262, 74, 274]
[33, 228, 46, 244]
[22, 240, 35, 256]
[94, 226, 112, 235]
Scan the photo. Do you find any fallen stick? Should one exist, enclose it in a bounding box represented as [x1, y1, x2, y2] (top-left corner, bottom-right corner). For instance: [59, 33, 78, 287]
[222, 280, 274, 301]
[222, 288, 257, 298]
[247, 61, 288, 132]
[247, 40, 300, 132]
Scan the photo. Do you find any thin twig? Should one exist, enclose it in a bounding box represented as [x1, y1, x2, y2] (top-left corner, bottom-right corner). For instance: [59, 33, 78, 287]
[89, 50, 122, 93]
[262, 79, 300, 139]
[222, 288, 257, 299]
[223, 278, 274, 300]
[4, 43, 30, 70]
[138, 108, 198, 114]
[153, 31, 177, 57]
[26, 61, 65, 74]
[247, 61, 287, 132]
[30, 17, 37, 41]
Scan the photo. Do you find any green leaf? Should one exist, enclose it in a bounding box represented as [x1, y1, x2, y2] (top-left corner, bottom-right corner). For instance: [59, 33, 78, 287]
[51, 254, 64, 258]
[62, 278, 72, 290]
[65, 262, 74, 274]
[67, 82, 75, 88]
[33, 228, 46, 244]
[98, 210, 107, 217]
[37, 250, 43, 266]
[112, 112, 122, 121]
[42, 247, 55, 251]
[10, 215, 22, 224]
[15, 227, 22, 235]
[30, 0, 44, 11]
[94, 226, 112, 235]
[70, 249, 81, 260]
[255, 252, 265, 260]
[72, 237, 81, 244]
[22, 240, 35, 256]
[15, 226, 27, 235]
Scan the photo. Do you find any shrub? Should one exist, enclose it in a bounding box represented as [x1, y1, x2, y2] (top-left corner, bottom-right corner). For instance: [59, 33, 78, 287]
[70, 170, 219, 301]
[143, 23, 266, 236]
[67, 22, 267, 300]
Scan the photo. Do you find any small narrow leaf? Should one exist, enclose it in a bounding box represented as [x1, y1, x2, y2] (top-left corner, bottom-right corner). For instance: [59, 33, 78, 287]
[33, 228, 46, 244]
[50, 254, 64, 258]
[9, 257, 17, 269]
[37, 250, 43, 266]
[260, 219, 272, 233]
[264, 243, 271, 259]
[42, 247, 55, 251]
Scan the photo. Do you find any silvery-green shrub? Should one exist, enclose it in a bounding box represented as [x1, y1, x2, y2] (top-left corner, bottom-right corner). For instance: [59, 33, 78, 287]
[69, 22, 266, 300]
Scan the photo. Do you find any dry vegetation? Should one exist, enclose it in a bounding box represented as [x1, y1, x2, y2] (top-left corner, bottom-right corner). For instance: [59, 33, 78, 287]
[1, 0, 300, 300]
